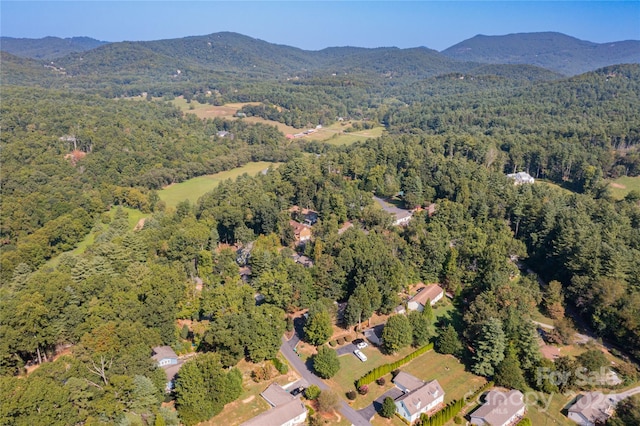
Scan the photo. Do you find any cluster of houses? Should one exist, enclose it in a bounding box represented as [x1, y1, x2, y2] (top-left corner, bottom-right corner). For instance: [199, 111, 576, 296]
[286, 125, 323, 140]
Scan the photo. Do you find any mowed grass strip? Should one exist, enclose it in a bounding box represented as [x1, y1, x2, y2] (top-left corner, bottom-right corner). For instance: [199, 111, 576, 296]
[607, 175, 640, 200]
[158, 161, 280, 208]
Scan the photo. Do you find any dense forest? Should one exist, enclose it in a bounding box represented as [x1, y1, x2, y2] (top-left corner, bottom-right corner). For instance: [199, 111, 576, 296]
[1, 32, 639, 425]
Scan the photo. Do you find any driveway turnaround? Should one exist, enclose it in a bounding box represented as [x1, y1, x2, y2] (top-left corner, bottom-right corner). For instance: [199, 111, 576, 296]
[280, 334, 372, 426]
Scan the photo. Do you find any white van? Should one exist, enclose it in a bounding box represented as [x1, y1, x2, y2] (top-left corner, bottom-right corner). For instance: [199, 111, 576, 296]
[354, 349, 367, 362]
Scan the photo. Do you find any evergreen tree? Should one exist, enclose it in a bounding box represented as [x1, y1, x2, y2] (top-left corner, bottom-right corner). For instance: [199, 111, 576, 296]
[382, 315, 412, 354]
[472, 318, 506, 377]
[407, 311, 431, 347]
[435, 324, 462, 357]
[380, 396, 397, 418]
[494, 347, 527, 391]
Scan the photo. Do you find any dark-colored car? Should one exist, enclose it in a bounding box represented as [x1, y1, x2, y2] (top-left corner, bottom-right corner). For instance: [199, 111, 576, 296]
[290, 386, 305, 396]
[353, 338, 364, 346]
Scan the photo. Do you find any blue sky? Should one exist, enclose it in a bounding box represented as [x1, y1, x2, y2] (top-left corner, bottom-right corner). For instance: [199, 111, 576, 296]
[2, 1, 639, 51]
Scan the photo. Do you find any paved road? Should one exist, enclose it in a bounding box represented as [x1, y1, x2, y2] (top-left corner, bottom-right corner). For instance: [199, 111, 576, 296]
[280, 335, 372, 426]
[610, 386, 640, 403]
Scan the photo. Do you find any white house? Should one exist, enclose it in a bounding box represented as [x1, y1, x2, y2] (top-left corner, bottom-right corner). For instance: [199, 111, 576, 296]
[393, 372, 444, 424]
[507, 171, 535, 185]
[470, 389, 526, 426]
[407, 283, 444, 312]
[241, 383, 307, 426]
[567, 392, 615, 426]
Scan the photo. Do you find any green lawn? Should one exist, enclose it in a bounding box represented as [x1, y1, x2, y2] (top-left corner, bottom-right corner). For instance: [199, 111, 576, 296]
[203, 359, 302, 426]
[319, 125, 385, 146]
[607, 175, 640, 200]
[158, 161, 280, 208]
[524, 392, 575, 426]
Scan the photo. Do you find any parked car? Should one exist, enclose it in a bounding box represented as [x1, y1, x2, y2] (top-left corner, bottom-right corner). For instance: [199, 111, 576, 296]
[354, 349, 367, 362]
[356, 341, 368, 349]
[290, 386, 305, 396]
[353, 338, 364, 346]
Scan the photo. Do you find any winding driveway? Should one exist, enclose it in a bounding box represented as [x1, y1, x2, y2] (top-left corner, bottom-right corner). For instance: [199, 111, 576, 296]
[280, 329, 372, 426]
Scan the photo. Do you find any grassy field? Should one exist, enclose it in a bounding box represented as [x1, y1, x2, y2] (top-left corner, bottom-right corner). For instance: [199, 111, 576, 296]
[170, 98, 384, 146]
[46, 206, 147, 267]
[158, 161, 279, 208]
[607, 175, 640, 200]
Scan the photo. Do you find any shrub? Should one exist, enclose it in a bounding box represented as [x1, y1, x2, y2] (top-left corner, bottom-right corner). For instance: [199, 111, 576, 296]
[358, 385, 369, 395]
[376, 377, 386, 386]
[305, 384, 321, 400]
[344, 335, 353, 342]
[346, 390, 357, 400]
[317, 390, 340, 413]
[251, 364, 274, 382]
[272, 357, 288, 375]
[454, 415, 463, 424]
[338, 336, 347, 345]
[329, 340, 337, 347]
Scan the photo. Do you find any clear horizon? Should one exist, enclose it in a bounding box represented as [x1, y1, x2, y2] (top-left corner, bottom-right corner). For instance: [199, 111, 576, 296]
[1, 1, 639, 52]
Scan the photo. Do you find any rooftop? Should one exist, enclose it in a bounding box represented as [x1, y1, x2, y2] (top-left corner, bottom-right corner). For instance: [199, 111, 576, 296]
[151, 346, 178, 361]
[261, 383, 295, 407]
[240, 399, 306, 426]
[395, 379, 444, 416]
[568, 392, 615, 424]
[408, 283, 444, 307]
[471, 389, 525, 425]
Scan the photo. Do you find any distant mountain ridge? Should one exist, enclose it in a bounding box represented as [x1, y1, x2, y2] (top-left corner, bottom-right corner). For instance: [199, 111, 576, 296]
[0, 36, 107, 59]
[441, 32, 640, 75]
[1, 31, 638, 90]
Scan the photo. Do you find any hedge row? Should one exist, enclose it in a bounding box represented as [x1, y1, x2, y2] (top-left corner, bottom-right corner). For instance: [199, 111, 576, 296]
[416, 380, 495, 426]
[355, 343, 433, 389]
[418, 399, 464, 426]
[465, 381, 494, 403]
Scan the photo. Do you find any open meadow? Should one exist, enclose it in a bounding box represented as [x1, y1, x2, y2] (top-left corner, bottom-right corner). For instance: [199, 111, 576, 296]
[158, 161, 280, 208]
[607, 175, 640, 200]
[170, 98, 385, 145]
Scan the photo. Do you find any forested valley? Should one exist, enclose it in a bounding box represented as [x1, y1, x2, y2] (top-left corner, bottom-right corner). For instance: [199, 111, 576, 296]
[1, 33, 639, 426]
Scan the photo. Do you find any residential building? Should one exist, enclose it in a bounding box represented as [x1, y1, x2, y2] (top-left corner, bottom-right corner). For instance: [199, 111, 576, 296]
[470, 389, 526, 426]
[567, 392, 615, 426]
[373, 196, 413, 226]
[241, 383, 307, 426]
[507, 171, 535, 185]
[392, 372, 445, 424]
[151, 346, 182, 392]
[407, 283, 444, 312]
[290, 220, 312, 243]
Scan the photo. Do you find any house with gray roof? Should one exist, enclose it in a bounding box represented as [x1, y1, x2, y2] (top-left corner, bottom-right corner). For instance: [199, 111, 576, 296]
[470, 389, 526, 426]
[241, 383, 307, 426]
[392, 372, 444, 423]
[151, 346, 182, 392]
[567, 392, 615, 426]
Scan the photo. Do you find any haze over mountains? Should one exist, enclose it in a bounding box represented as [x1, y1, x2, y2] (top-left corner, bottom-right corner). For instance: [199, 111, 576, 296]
[1, 31, 638, 79]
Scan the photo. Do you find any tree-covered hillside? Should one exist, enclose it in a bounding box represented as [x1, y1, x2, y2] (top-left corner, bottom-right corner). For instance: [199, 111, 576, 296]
[442, 32, 640, 75]
[1, 30, 639, 426]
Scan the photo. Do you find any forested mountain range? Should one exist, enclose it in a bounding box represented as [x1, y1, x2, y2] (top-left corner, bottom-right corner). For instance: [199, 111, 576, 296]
[1, 29, 640, 426]
[0, 36, 107, 59]
[442, 32, 640, 76]
[2, 31, 638, 92]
